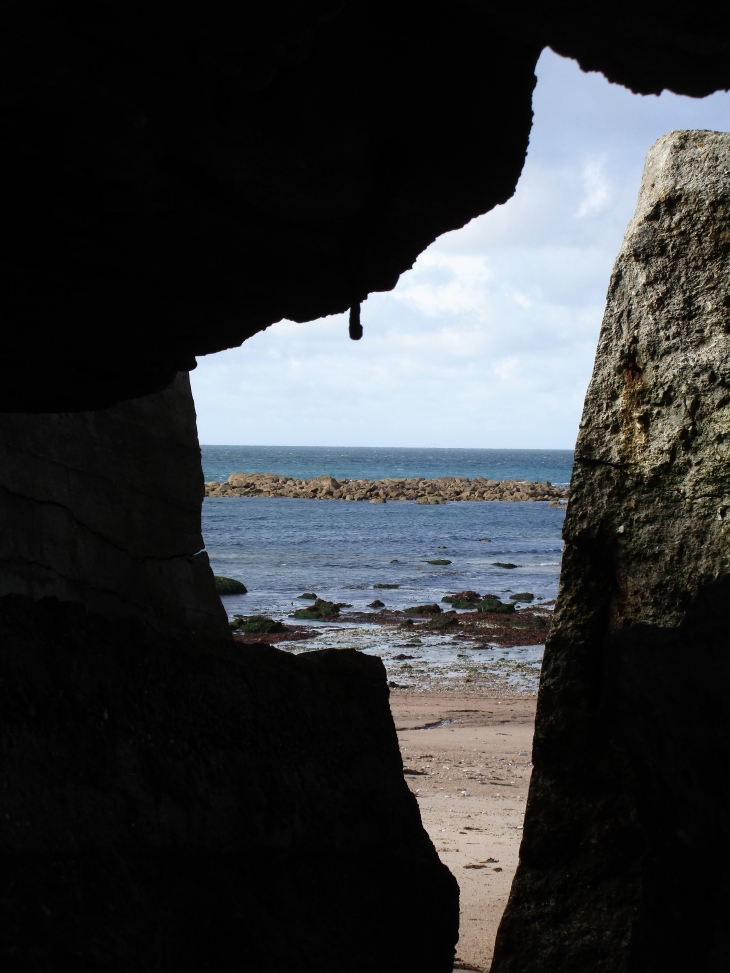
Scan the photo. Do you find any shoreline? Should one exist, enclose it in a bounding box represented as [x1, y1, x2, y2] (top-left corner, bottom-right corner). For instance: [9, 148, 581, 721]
[205, 472, 569, 504]
[232, 603, 548, 697]
[232, 602, 552, 652]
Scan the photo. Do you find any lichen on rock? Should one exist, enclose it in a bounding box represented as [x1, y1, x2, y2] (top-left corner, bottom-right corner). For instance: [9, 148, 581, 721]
[292, 598, 341, 621]
[215, 576, 247, 595]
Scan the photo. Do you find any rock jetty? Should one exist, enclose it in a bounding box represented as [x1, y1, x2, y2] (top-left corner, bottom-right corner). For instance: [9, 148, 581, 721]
[205, 472, 568, 503]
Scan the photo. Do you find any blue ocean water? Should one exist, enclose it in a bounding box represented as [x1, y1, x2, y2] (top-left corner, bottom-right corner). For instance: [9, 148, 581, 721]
[201, 445, 573, 486]
[200, 448, 567, 689]
[202, 494, 566, 621]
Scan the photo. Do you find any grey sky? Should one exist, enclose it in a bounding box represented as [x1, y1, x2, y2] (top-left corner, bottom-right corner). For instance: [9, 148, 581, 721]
[191, 49, 730, 448]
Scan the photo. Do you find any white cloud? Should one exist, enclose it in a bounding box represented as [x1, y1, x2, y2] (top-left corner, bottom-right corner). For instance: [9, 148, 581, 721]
[576, 159, 611, 217]
[394, 252, 496, 320]
[191, 49, 730, 449]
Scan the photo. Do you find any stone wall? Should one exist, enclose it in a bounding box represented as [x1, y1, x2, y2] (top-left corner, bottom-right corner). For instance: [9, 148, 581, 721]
[492, 131, 730, 972]
[0, 373, 228, 638]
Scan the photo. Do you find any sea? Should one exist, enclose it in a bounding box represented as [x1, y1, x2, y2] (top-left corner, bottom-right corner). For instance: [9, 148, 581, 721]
[200, 446, 573, 693]
[202, 445, 573, 485]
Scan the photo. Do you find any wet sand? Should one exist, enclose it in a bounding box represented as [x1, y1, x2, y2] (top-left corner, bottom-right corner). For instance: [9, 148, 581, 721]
[391, 691, 536, 973]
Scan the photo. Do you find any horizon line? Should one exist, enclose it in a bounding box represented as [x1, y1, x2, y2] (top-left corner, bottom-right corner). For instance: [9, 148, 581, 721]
[199, 444, 576, 452]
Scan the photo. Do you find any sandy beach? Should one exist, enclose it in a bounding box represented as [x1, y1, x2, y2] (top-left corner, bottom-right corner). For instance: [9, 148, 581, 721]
[390, 691, 536, 972]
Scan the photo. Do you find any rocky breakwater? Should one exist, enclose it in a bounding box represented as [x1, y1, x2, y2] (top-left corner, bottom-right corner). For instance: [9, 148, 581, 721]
[493, 131, 730, 973]
[205, 473, 568, 503]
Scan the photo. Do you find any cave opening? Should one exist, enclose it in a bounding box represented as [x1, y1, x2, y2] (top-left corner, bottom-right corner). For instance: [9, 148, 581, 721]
[3, 4, 730, 971]
[189, 48, 730, 971]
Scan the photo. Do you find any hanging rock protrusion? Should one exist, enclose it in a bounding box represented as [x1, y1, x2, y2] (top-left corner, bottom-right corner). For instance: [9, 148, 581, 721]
[349, 304, 363, 340]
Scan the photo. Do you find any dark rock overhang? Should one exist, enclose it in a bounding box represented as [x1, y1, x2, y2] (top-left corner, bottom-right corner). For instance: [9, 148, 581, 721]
[2, 0, 729, 412]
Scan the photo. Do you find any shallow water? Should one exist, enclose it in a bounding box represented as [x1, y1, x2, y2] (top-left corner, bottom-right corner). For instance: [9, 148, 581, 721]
[200, 447, 568, 694]
[203, 496, 565, 615]
[201, 495, 563, 693]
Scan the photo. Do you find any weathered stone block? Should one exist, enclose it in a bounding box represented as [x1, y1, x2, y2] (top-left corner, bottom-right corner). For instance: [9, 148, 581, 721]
[493, 131, 730, 972]
[0, 374, 228, 637]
